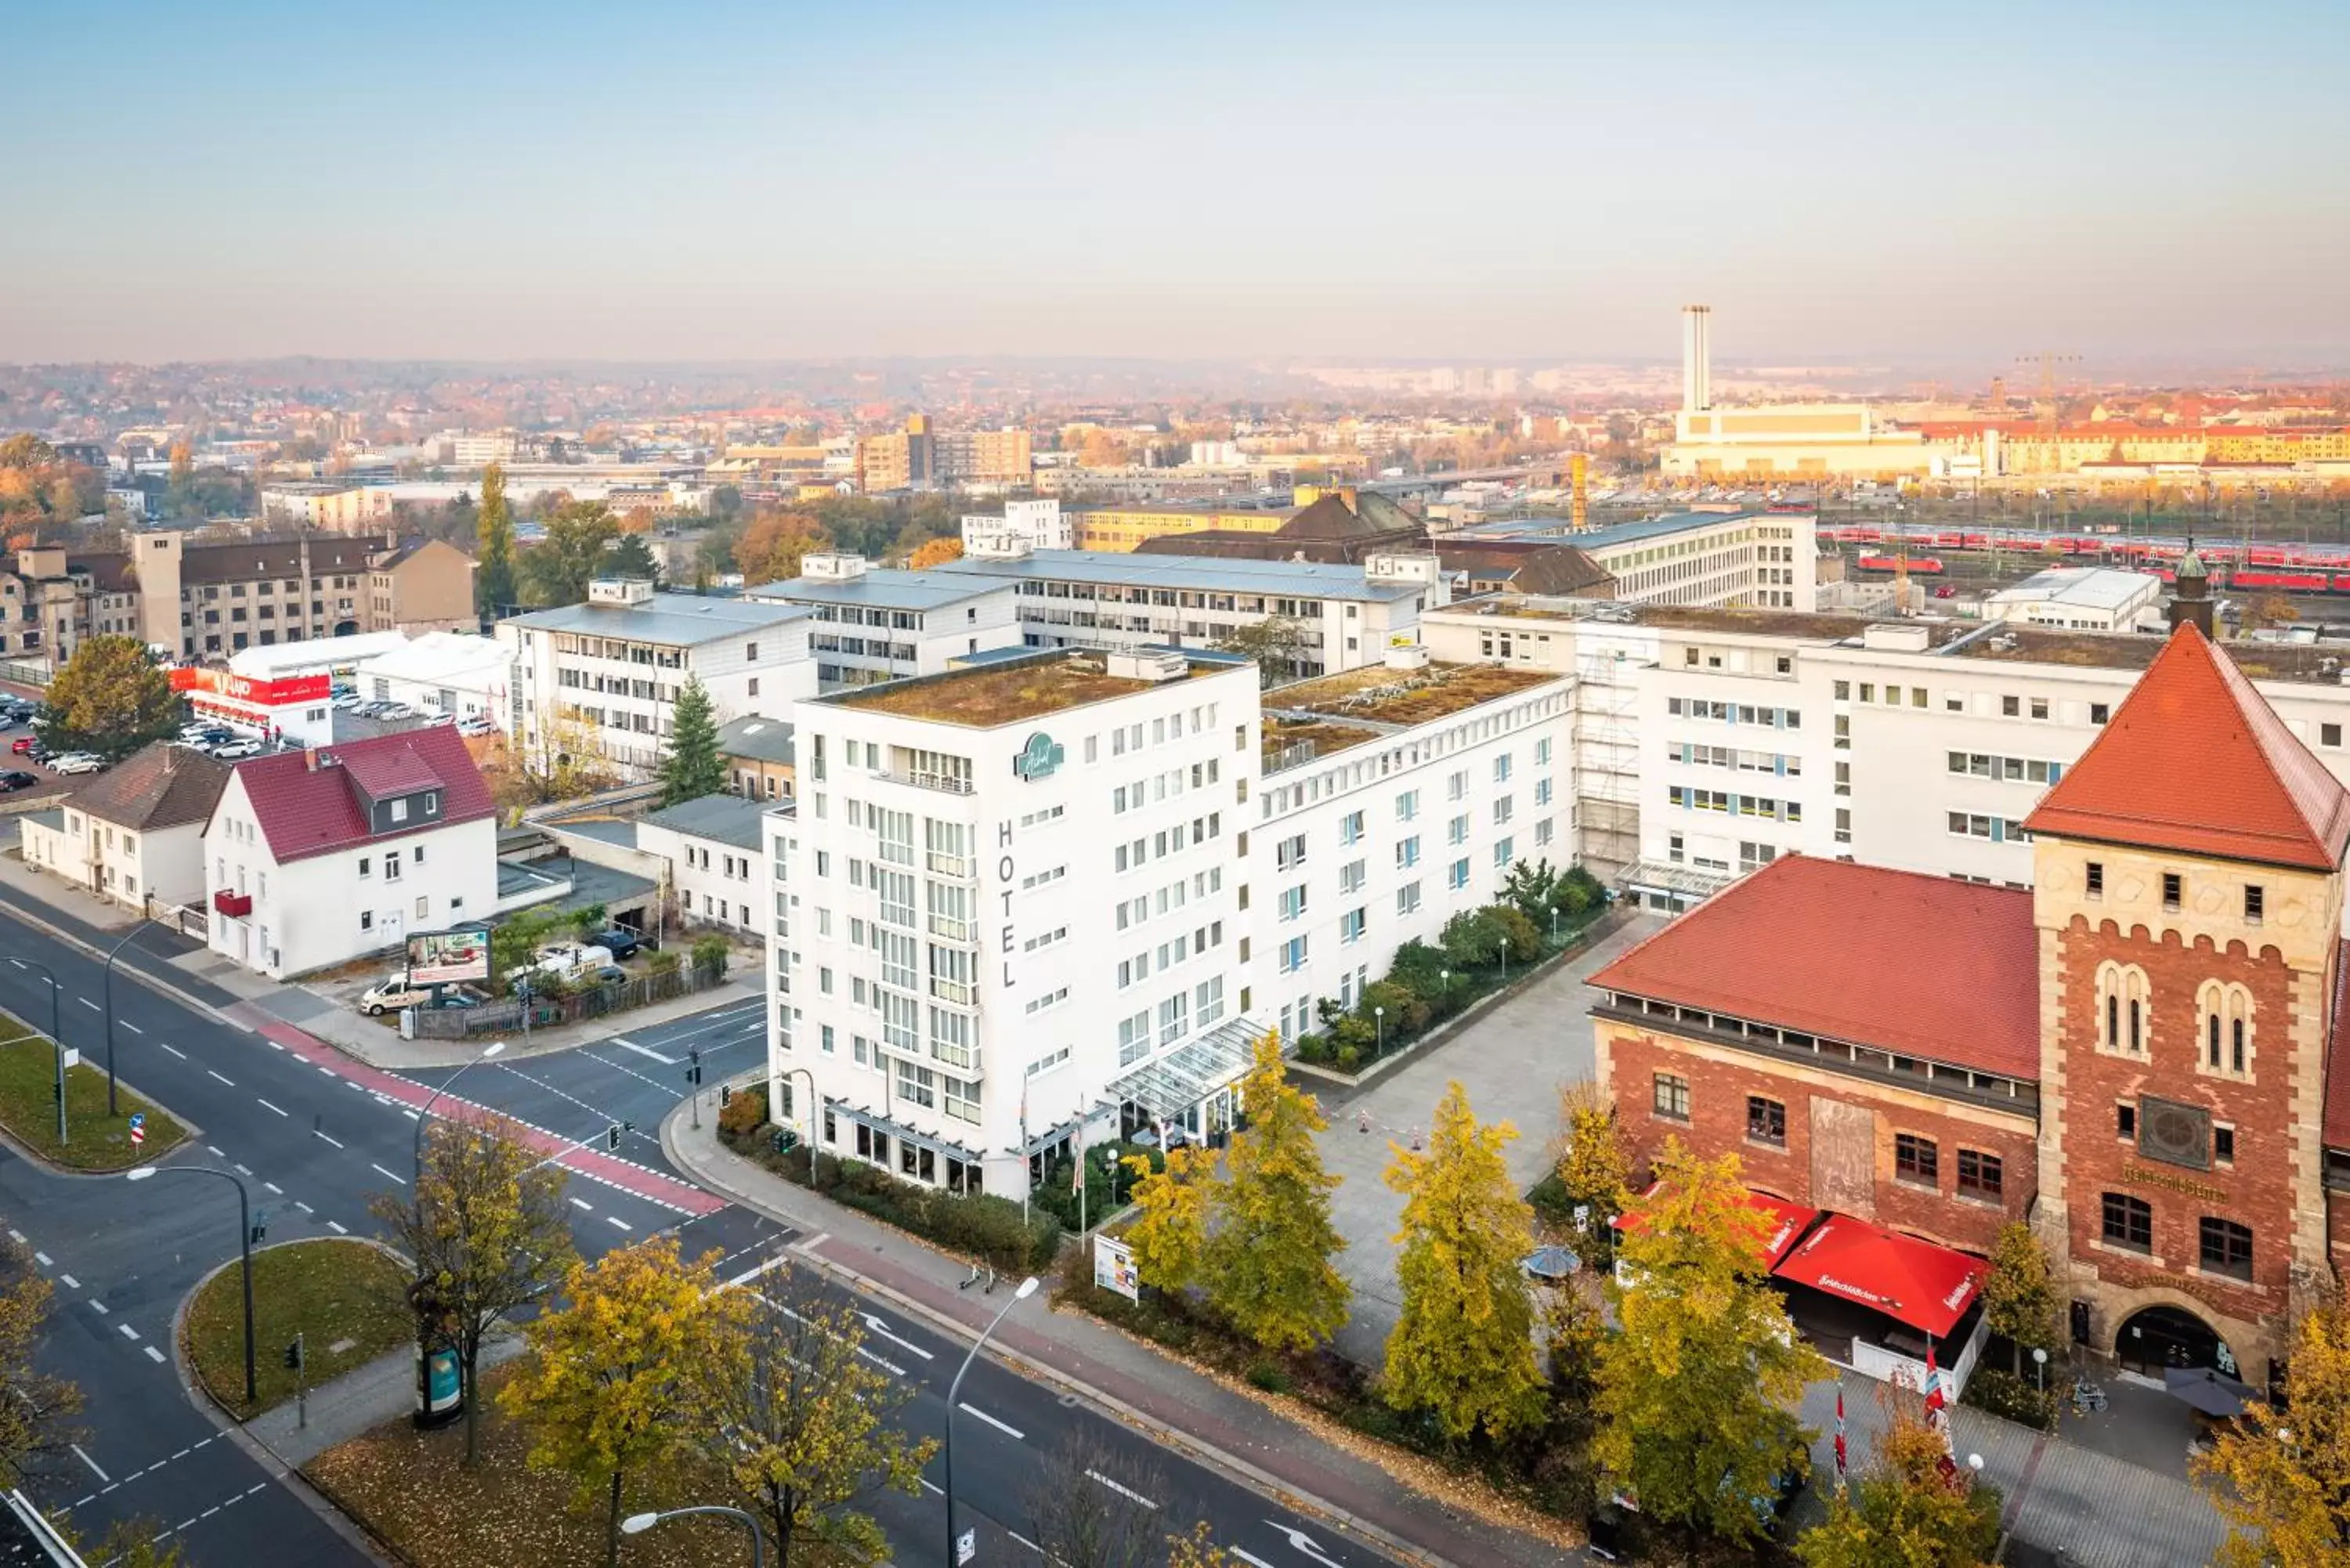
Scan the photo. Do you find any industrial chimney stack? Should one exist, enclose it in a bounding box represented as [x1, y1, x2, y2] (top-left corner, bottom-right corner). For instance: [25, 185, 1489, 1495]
[1681, 304, 1712, 414]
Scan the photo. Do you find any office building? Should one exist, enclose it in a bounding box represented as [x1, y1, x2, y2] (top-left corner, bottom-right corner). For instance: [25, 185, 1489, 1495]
[745, 555, 1022, 690]
[258, 482, 398, 532]
[497, 580, 818, 779]
[935, 428, 1033, 487]
[960, 499, 1075, 557]
[1977, 567, 2164, 633]
[858, 415, 934, 493]
[1455, 508, 1817, 612]
[769, 647, 1263, 1198]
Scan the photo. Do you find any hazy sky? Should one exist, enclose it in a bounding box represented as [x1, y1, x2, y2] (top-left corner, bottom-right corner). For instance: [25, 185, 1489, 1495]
[10, 0, 2348, 367]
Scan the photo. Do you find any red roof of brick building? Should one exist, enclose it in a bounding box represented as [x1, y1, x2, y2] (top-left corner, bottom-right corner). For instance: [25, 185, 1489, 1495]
[232, 726, 494, 864]
[1588, 856, 2040, 1076]
[2022, 623, 2350, 872]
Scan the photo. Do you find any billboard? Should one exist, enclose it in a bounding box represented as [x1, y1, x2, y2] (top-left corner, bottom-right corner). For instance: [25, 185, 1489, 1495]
[407, 927, 490, 986]
[169, 667, 333, 707]
[1092, 1234, 1138, 1301]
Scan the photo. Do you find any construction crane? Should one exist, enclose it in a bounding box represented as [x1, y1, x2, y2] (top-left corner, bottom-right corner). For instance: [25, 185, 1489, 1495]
[2015, 350, 2081, 476]
[1570, 452, 1589, 531]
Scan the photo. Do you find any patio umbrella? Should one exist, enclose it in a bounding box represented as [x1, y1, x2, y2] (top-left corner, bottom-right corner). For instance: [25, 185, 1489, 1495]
[2165, 1366, 2257, 1418]
[1521, 1245, 1581, 1283]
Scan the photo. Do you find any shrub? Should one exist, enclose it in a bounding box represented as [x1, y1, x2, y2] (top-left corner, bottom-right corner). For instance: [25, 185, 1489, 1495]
[1526, 1169, 1576, 1229]
[1030, 1140, 1159, 1230]
[1294, 1032, 1332, 1065]
[1961, 1364, 2059, 1431]
[1334, 1043, 1361, 1072]
[1361, 979, 1430, 1039]
[717, 1086, 768, 1140]
[648, 949, 682, 977]
[1386, 939, 1451, 1000]
[690, 933, 731, 974]
[1246, 1361, 1292, 1394]
[801, 1153, 1063, 1272]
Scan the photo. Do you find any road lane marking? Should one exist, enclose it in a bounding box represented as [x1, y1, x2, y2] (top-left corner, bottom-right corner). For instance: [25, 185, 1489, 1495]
[610, 1038, 678, 1064]
[1263, 1525, 1347, 1568]
[78, 997, 99, 1011]
[606, 1216, 631, 1231]
[159, 1043, 186, 1059]
[118, 1324, 139, 1341]
[570, 1198, 592, 1212]
[205, 1146, 222, 1157]
[1231, 1552, 1278, 1568]
[87, 1300, 108, 1315]
[232, 1165, 251, 1176]
[1087, 1471, 1159, 1508]
[121, 1021, 143, 1035]
[5, 1230, 22, 1245]
[959, 1402, 1024, 1440]
[206, 1070, 234, 1086]
[295, 1201, 313, 1214]
[327, 1220, 349, 1234]
[371, 1164, 407, 1184]
[313, 1130, 343, 1148]
[71, 1444, 108, 1483]
[32, 1252, 50, 1266]
[859, 1313, 935, 1360]
[255, 1100, 287, 1118]
[58, 1274, 77, 1288]
[263, 1182, 282, 1194]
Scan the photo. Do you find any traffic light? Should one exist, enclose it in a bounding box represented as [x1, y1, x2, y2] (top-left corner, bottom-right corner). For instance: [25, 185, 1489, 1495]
[719, 1083, 732, 1107]
[249, 1222, 267, 1246]
[686, 1047, 704, 1087]
[284, 1339, 304, 1371]
[606, 1122, 623, 1150]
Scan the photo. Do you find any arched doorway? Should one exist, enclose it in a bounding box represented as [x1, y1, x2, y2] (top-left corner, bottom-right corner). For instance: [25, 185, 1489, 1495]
[2116, 1303, 2237, 1378]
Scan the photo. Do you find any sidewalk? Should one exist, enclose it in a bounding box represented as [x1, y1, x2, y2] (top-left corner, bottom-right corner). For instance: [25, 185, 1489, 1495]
[246, 1331, 526, 1469]
[663, 1101, 1577, 1568]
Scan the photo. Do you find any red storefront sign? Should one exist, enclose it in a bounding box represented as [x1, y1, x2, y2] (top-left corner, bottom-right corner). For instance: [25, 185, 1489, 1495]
[169, 667, 332, 707]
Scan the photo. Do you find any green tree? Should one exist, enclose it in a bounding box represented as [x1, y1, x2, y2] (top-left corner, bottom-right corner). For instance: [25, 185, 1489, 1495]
[1797, 1400, 2001, 1568]
[499, 1236, 751, 1568]
[0, 1240, 82, 1487]
[1202, 1033, 1350, 1353]
[606, 530, 661, 583]
[1981, 1222, 2061, 1378]
[1212, 615, 1306, 687]
[519, 500, 621, 607]
[1594, 1139, 1824, 1551]
[1382, 1082, 1545, 1444]
[475, 463, 517, 614]
[1121, 1144, 1214, 1295]
[1553, 1082, 1632, 1262]
[369, 1112, 576, 1465]
[1500, 858, 1560, 924]
[658, 674, 725, 806]
[1437, 905, 1540, 971]
[718, 1270, 935, 1564]
[2193, 1293, 2350, 1568]
[40, 635, 182, 761]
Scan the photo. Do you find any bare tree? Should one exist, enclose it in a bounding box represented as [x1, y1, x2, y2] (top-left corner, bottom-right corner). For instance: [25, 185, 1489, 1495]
[1021, 1433, 1174, 1568]
[0, 1240, 81, 1487]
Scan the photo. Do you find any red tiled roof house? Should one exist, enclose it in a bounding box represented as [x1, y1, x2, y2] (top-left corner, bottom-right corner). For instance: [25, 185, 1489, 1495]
[1592, 618, 2350, 1388]
[203, 728, 497, 978]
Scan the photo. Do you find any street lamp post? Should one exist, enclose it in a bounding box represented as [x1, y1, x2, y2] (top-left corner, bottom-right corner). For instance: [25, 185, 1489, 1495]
[410, 1040, 508, 1177]
[2031, 1345, 2048, 1393]
[944, 1277, 1039, 1568]
[3, 955, 67, 1147]
[774, 1064, 817, 1148]
[622, 1506, 768, 1566]
[125, 1165, 255, 1404]
[102, 920, 152, 1118]
[1373, 1005, 1384, 1055]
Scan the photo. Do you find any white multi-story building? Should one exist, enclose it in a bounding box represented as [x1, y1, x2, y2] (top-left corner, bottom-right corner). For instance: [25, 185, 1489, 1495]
[935, 547, 1448, 677]
[960, 498, 1073, 556]
[636, 795, 770, 937]
[203, 728, 500, 977]
[1976, 566, 2163, 633]
[744, 556, 1022, 690]
[1253, 653, 1573, 1042]
[769, 647, 1263, 1199]
[497, 580, 818, 779]
[352, 631, 516, 724]
[1453, 508, 1818, 612]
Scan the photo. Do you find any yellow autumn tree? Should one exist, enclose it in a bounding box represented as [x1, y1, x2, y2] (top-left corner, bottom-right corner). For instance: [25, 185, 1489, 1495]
[497, 1237, 752, 1568]
[1797, 1398, 2002, 1568]
[1553, 1080, 1632, 1263]
[1121, 1145, 1215, 1295]
[908, 535, 964, 569]
[736, 511, 831, 584]
[2194, 1294, 2350, 1568]
[1201, 1034, 1350, 1353]
[1382, 1081, 1546, 1443]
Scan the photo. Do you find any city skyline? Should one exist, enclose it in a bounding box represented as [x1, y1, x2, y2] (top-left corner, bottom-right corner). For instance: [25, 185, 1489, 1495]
[10, 0, 2348, 368]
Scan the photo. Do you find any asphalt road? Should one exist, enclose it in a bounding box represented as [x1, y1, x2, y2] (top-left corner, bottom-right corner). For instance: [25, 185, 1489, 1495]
[0, 898, 1411, 1568]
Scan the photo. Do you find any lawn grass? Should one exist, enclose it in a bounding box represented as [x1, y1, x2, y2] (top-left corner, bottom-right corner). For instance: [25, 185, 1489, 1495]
[0, 1021, 187, 1171]
[186, 1237, 415, 1419]
[306, 1364, 748, 1568]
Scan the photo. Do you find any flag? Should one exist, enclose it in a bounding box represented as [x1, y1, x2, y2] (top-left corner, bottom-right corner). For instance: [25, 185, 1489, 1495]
[1924, 1341, 1958, 1481]
[1071, 1123, 1084, 1193]
[1833, 1387, 1847, 1483]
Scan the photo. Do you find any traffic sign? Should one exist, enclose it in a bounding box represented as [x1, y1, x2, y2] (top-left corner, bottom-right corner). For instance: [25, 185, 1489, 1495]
[128, 1126, 144, 1147]
[128, 1113, 146, 1129]
[957, 1529, 976, 1565]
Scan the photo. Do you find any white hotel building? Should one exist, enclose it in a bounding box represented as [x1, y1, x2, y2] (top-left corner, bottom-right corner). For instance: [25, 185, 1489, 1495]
[771, 648, 1264, 1198]
[497, 580, 819, 779]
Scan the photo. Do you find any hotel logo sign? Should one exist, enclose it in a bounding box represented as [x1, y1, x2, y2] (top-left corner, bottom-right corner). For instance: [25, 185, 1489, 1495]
[1013, 732, 1064, 782]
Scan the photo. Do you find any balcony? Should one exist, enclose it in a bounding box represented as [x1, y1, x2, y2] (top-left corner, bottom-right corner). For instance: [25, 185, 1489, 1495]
[212, 890, 252, 917]
[927, 913, 976, 944]
[929, 977, 976, 1006]
[876, 768, 974, 796]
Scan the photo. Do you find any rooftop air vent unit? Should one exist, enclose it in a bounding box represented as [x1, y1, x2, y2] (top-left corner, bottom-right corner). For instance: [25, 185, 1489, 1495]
[1107, 650, 1188, 683]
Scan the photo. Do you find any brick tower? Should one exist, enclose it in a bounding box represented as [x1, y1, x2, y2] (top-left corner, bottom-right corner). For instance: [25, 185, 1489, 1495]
[2023, 620, 2350, 1386]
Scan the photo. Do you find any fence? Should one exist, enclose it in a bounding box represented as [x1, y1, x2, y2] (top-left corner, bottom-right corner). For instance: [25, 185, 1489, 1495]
[410, 959, 729, 1038]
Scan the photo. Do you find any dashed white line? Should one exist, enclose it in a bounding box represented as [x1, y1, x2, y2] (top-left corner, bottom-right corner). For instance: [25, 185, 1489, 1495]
[57, 1273, 78, 1289]
[5, 1230, 23, 1245]
[263, 1182, 282, 1194]
[1085, 1470, 1159, 1509]
[206, 1070, 234, 1087]
[120, 1021, 143, 1035]
[32, 1251, 50, 1267]
[255, 1100, 287, 1118]
[232, 1164, 251, 1176]
[78, 997, 99, 1012]
[569, 1198, 592, 1212]
[86, 1300, 108, 1316]
[606, 1216, 631, 1231]
[313, 1130, 343, 1148]
[370, 1163, 406, 1184]
[118, 1324, 139, 1341]
[71, 1444, 109, 1483]
[158, 1043, 186, 1059]
[959, 1402, 1025, 1440]
[143, 1346, 166, 1363]
[267, 1040, 284, 1051]
[327, 1221, 349, 1235]
[295, 1201, 314, 1215]
[204, 1146, 223, 1158]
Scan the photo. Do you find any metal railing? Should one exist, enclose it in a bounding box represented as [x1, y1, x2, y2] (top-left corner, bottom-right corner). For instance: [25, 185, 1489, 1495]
[410, 959, 729, 1038]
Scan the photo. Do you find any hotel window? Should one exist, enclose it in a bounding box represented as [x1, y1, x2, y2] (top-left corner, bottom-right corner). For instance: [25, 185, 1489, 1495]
[2199, 1217, 2252, 1281]
[1339, 811, 1364, 846]
[2091, 703, 2110, 724]
[1651, 1074, 1690, 1122]
[1894, 1133, 1938, 1187]
[1745, 1096, 1785, 1147]
[1958, 1149, 2003, 1200]
[2101, 1192, 2153, 1253]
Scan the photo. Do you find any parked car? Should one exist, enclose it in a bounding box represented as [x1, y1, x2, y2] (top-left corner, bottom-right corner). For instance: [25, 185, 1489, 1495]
[375, 703, 415, 721]
[588, 927, 643, 960]
[49, 753, 105, 775]
[0, 771, 37, 793]
[331, 693, 364, 710]
[507, 942, 614, 983]
[457, 717, 497, 736]
[209, 739, 263, 761]
[8, 736, 34, 756]
[356, 973, 478, 1016]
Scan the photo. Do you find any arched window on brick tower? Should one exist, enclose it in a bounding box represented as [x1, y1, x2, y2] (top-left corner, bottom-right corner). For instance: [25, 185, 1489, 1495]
[2196, 981, 2255, 1079]
[2095, 961, 2152, 1055]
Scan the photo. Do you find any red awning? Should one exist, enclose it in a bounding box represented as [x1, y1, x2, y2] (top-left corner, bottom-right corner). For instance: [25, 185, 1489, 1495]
[1770, 1213, 1985, 1339]
[1611, 1183, 1820, 1270]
